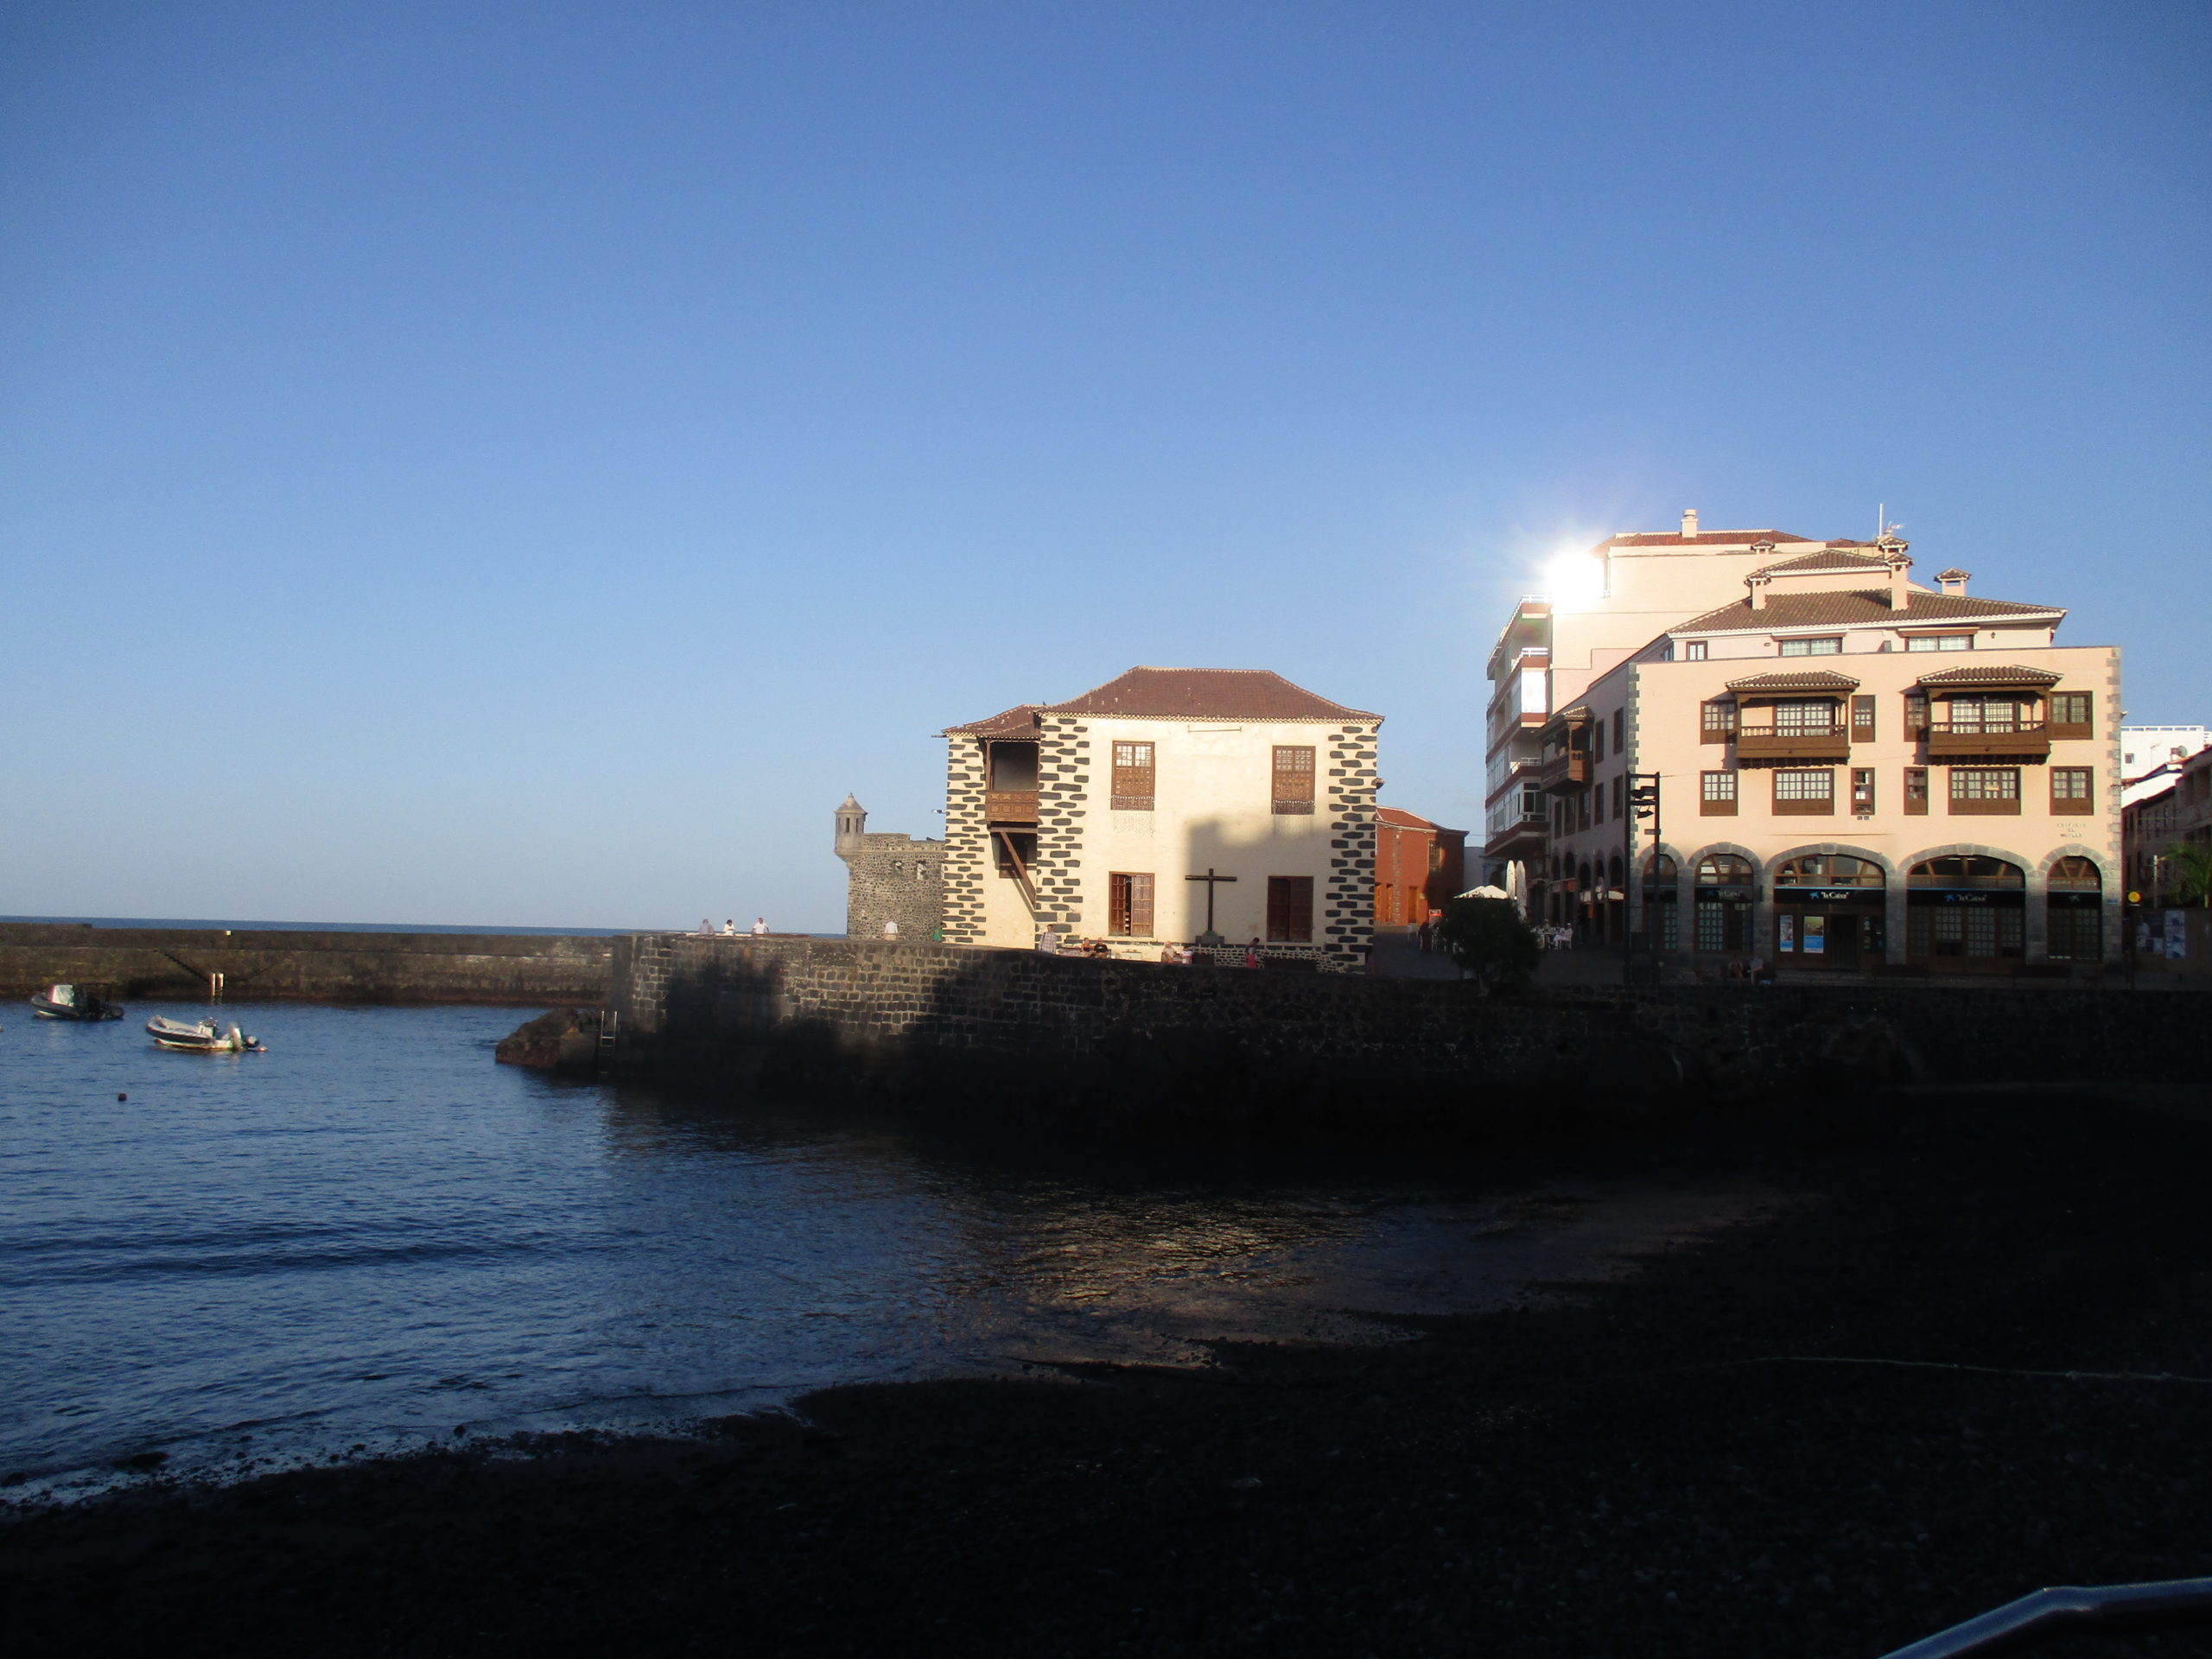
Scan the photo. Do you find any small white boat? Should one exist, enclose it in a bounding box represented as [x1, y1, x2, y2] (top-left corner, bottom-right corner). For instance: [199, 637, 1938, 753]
[32, 983, 124, 1020]
[146, 1017, 265, 1053]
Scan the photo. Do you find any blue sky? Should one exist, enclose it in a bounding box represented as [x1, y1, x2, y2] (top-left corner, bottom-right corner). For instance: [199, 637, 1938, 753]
[3, 2, 2205, 930]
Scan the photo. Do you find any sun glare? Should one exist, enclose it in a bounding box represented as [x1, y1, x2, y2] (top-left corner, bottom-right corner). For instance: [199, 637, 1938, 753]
[1541, 550, 1606, 612]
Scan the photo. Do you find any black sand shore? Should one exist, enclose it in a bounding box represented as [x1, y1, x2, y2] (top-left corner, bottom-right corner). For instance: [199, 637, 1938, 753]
[9, 1086, 2212, 1658]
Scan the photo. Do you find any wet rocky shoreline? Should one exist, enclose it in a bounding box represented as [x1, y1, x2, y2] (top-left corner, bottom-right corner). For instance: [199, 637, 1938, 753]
[8, 1085, 2212, 1657]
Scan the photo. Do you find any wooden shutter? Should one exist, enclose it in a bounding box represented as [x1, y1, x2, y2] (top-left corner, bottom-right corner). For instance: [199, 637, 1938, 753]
[1272, 746, 1315, 814]
[1111, 741, 1154, 810]
[1265, 876, 1313, 943]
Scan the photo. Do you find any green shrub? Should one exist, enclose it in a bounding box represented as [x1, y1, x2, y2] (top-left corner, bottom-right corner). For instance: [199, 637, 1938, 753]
[1435, 895, 1539, 991]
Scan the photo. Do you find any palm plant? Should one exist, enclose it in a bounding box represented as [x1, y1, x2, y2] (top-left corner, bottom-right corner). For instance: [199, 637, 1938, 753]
[2164, 841, 2212, 908]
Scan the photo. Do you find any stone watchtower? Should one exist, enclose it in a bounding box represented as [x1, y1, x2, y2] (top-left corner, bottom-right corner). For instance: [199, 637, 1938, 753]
[833, 794, 949, 942]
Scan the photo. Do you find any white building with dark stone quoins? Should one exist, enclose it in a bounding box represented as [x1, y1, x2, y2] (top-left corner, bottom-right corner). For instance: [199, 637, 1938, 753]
[937, 667, 1381, 969]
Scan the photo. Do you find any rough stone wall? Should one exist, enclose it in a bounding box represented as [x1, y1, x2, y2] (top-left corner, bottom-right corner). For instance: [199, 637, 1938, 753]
[1033, 715, 1091, 935]
[841, 832, 949, 941]
[606, 932, 2212, 1124]
[941, 738, 990, 945]
[0, 924, 611, 1004]
[1323, 722, 1380, 968]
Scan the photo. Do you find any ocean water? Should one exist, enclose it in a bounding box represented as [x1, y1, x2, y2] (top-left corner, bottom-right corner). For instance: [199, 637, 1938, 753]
[0, 1002, 1763, 1497]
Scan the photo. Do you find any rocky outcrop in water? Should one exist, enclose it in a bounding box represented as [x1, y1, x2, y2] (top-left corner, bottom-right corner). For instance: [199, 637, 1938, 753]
[493, 1008, 601, 1075]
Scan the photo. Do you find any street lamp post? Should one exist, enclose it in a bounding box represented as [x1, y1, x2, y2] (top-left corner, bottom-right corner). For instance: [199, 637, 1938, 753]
[1626, 772, 1662, 987]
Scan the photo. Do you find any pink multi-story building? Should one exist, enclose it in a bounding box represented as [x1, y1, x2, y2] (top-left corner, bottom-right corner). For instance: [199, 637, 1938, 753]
[1485, 512, 2122, 974]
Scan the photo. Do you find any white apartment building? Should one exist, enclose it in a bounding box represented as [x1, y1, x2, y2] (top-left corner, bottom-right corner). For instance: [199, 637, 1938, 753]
[1489, 514, 2122, 973]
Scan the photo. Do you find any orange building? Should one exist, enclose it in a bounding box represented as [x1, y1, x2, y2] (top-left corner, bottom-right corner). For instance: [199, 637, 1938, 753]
[1374, 807, 1466, 928]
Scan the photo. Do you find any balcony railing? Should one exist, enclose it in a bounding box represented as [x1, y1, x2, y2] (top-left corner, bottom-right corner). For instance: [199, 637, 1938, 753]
[1926, 721, 2050, 759]
[985, 790, 1039, 823]
[1735, 725, 1851, 762]
[1536, 752, 1590, 789]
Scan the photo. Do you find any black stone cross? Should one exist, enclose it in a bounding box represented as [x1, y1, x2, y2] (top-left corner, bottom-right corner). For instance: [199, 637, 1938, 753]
[1184, 868, 1238, 947]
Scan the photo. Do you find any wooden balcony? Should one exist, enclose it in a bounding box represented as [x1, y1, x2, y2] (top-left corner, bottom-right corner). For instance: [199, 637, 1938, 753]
[985, 790, 1039, 823]
[1536, 752, 1589, 790]
[1734, 727, 1850, 763]
[1926, 722, 2050, 760]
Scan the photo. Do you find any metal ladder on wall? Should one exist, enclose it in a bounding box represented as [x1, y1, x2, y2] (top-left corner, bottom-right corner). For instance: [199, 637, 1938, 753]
[595, 1008, 620, 1076]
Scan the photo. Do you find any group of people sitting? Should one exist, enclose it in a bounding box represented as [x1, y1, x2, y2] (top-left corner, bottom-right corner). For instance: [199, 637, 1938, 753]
[699, 918, 772, 937]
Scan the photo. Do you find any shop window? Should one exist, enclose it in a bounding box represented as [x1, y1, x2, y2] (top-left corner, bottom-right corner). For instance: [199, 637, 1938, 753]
[1641, 855, 1681, 952]
[1694, 854, 1755, 953]
[2047, 856, 2103, 962]
[1905, 856, 2026, 963]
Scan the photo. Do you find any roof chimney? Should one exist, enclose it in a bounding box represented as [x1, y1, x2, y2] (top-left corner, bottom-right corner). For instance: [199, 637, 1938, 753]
[1746, 571, 1770, 611]
[1936, 567, 1970, 597]
[1681, 509, 1699, 539]
[1884, 550, 1913, 612]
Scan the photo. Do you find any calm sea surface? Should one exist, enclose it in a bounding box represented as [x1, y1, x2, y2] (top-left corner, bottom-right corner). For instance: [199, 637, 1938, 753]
[1, 1003, 1762, 1496]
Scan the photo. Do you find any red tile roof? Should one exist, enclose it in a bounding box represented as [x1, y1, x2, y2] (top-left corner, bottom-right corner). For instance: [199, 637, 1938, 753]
[1051, 667, 1379, 722]
[1673, 589, 2062, 634]
[1605, 529, 1818, 548]
[1723, 670, 1862, 694]
[1913, 664, 2063, 688]
[1378, 805, 1466, 836]
[941, 703, 1043, 739]
[1753, 550, 1893, 576]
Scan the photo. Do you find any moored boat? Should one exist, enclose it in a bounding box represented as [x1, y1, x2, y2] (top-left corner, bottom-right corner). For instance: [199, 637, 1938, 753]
[146, 1017, 265, 1053]
[31, 984, 124, 1021]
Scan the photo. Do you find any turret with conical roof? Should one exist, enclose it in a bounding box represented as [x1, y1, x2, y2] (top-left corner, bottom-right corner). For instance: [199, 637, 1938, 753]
[834, 794, 867, 861]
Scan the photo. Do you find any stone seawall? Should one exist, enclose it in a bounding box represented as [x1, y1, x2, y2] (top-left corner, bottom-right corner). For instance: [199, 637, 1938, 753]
[0, 924, 612, 1006]
[607, 934, 2212, 1127]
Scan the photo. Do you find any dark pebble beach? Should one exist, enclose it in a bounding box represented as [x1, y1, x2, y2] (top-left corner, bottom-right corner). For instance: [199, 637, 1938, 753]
[8, 1084, 2212, 1658]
